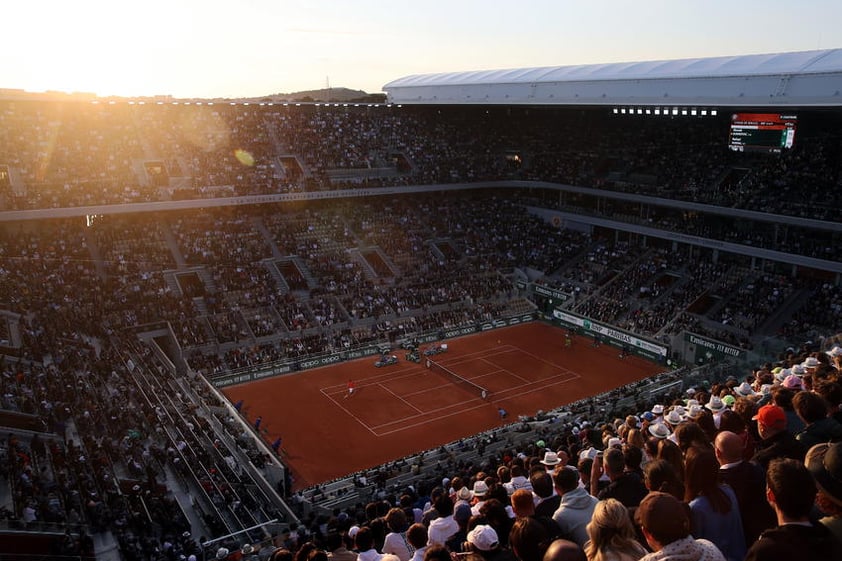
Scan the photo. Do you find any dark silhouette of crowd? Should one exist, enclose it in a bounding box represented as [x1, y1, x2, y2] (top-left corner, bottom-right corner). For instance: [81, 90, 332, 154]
[0, 98, 841, 560]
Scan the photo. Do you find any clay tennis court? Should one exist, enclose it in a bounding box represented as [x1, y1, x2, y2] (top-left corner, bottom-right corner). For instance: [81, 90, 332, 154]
[222, 321, 664, 488]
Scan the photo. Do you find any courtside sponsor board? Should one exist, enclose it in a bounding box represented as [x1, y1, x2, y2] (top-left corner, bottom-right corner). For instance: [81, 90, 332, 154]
[552, 309, 668, 360]
[685, 332, 746, 360]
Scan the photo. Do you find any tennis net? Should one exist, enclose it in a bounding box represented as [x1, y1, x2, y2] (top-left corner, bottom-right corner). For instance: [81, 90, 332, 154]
[426, 358, 491, 401]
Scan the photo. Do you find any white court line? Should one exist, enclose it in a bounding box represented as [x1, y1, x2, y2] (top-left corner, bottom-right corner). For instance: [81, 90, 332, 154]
[319, 343, 582, 437]
[322, 364, 420, 392]
[373, 370, 581, 436]
[379, 383, 424, 414]
[319, 387, 380, 436]
[370, 368, 579, 432]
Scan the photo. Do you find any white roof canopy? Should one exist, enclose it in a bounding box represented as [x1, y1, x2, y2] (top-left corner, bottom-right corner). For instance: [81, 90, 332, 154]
[383, 49, 842, 107]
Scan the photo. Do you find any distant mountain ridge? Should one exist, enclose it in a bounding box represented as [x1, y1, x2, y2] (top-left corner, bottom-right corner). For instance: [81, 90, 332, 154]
[0, 87, 387, 104]
[267, 87, 385, 103]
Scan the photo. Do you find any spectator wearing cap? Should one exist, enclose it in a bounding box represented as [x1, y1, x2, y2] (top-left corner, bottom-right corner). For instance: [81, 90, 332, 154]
[792, 391, 842, 451]
[552, 465, 597, 548]
[806, 442, 842, 545]
[591, 448, 648, 508]
[745, 458, 842, 561]
[427, 494, 458, 547]
[464, 525, 515, 561]
[751, 405, 805, 471]
[635, 492, 725, 561]
[713, 431, 776, 546]
[781, 374, 803, 392]
[530, 471, 560, 519]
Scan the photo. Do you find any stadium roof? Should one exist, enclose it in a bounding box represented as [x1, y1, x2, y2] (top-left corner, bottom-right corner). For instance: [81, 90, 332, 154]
[383, 49, 842, 107]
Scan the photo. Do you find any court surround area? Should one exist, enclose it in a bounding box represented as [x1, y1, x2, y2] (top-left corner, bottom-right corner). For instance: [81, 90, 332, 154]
[222, 321, 663, 488]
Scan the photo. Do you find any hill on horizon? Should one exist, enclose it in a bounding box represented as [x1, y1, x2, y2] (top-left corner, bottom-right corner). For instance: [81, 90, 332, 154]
[267, 87, 386, 103]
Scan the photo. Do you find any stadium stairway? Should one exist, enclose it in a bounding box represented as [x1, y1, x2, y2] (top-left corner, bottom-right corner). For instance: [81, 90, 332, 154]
[290, 256, 319, 291]
[754, 286, 814, 336]
[159, 220, 187, 268]
[252, 217, 285, 259]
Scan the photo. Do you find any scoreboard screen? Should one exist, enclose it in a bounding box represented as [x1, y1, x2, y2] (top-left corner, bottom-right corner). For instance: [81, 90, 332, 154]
[728, 113, 797, 153]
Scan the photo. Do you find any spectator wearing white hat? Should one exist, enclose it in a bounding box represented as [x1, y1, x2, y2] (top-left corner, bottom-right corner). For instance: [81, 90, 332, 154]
[826, 346, 842, 371]
[464, 525, 515, 561]
[471, 480, 490, 516]
[734, 382, 757, 399]
[705, 396, 727, 429]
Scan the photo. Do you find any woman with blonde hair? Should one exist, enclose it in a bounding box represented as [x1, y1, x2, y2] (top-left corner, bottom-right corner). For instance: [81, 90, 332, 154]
[584, 498, 647, 561]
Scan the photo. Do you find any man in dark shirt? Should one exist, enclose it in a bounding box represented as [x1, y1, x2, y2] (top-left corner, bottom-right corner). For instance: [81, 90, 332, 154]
[589, 448, 647, 508]
[714, 430, 776, 545]
[745, 458, 842, 561]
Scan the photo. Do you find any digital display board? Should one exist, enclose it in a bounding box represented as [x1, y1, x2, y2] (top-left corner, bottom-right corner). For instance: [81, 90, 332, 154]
[728, 113, 797, 153]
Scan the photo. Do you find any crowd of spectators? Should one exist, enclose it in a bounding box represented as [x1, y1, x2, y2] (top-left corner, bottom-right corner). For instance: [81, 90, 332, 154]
[279, 341, 842, 561]
[1, 98, 842, 561]
[1, 102, 840, 226]
[0, 190, 837, 381]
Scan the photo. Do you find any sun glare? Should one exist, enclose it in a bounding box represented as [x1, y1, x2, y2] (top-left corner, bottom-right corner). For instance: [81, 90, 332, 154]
[5, 2, 194, 97]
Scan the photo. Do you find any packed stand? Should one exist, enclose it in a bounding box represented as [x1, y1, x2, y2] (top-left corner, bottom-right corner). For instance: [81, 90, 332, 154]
[290, 340, 842, 561]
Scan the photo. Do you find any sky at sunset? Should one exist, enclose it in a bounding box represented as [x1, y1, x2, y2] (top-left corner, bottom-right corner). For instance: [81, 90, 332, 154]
[2, 0, 840, 98]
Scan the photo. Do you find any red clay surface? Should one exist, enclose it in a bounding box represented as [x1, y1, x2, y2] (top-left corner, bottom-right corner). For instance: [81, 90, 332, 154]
[222, 322, 663, 489]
